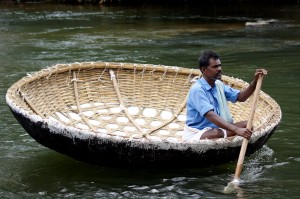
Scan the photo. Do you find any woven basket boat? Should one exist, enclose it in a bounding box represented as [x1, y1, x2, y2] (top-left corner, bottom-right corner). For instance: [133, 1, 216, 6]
[6, 62, 281, 168]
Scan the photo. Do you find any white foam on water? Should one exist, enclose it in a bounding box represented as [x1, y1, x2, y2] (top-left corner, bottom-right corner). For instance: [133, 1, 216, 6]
[242, 145, 288, 183]
[295, 157, 300, 162]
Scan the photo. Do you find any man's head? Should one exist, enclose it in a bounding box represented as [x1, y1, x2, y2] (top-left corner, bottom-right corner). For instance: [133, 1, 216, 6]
[198, 50, 222, 81]
[198, 50, 220, 70]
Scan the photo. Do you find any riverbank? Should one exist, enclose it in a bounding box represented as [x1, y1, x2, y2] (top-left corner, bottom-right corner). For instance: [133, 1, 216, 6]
[6, 0, 300, 5]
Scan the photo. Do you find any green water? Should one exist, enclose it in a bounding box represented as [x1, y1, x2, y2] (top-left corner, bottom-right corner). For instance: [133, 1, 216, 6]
[1, 2, 300, 198]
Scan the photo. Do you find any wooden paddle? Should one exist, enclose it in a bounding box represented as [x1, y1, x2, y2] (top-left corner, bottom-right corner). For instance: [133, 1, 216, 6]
[224, 74, 264, 193]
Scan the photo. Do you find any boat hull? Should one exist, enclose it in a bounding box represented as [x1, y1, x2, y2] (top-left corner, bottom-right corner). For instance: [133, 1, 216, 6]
[11, 107, 277, 168]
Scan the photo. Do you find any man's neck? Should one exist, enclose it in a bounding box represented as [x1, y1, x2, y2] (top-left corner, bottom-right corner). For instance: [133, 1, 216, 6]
[202, 75, 216, 88]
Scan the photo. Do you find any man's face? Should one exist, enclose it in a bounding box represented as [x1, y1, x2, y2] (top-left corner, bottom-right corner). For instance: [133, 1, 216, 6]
[203, 58, 222, 80]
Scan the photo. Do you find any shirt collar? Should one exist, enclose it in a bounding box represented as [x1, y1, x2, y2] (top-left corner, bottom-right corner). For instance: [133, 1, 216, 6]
[199, 77, 213, 91]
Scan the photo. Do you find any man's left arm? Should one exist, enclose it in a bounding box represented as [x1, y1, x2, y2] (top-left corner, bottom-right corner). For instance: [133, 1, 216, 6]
[237, 69, 267, 102]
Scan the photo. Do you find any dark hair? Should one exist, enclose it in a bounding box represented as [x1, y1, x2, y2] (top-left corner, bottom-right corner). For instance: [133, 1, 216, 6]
[198, 50, 220, 69]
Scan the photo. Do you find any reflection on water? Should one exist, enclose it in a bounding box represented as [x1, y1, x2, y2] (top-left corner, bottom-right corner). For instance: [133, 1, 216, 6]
[0, 2, 300, 198]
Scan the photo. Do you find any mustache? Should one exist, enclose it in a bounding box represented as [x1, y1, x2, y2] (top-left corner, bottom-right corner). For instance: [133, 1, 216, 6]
[209, 72, 222, 81]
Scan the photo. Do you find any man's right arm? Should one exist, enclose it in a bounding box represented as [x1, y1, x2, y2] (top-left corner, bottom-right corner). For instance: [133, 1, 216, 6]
[205, 110, 252, 139]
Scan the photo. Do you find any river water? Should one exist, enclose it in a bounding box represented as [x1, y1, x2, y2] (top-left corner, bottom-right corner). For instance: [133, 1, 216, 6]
[1, 2, 300, 198]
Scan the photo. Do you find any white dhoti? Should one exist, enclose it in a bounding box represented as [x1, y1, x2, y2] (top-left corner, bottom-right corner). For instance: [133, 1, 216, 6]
[183, 125, 227, 141]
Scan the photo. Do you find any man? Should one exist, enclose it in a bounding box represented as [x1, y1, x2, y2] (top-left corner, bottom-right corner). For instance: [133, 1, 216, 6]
[184, 50, 267, 141]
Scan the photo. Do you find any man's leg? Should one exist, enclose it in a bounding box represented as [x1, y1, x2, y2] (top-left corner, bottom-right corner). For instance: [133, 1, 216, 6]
[200, 121, 247, 139]
[226, 121, 248, 137]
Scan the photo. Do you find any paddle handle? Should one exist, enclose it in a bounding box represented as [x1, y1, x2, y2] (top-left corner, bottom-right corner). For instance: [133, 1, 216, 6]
[234, 74, 264, 180]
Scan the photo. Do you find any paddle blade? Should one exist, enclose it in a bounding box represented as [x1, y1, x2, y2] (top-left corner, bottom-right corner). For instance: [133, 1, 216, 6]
[223, 178, 240, 194]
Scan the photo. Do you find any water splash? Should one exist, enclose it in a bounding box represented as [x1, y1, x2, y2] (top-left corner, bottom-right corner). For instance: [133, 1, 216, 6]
[242, 145, 289, 183]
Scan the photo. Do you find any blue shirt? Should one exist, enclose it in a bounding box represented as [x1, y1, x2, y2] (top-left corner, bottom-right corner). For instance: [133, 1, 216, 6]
[186, 78, 240, 130]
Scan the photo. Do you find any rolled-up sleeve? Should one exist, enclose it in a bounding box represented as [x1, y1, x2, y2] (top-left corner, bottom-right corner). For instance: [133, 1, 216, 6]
[224, 84, 240, 103]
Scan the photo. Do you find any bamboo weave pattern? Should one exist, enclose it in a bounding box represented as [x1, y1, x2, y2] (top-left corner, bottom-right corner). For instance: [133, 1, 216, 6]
[7, 62, 281, 142]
